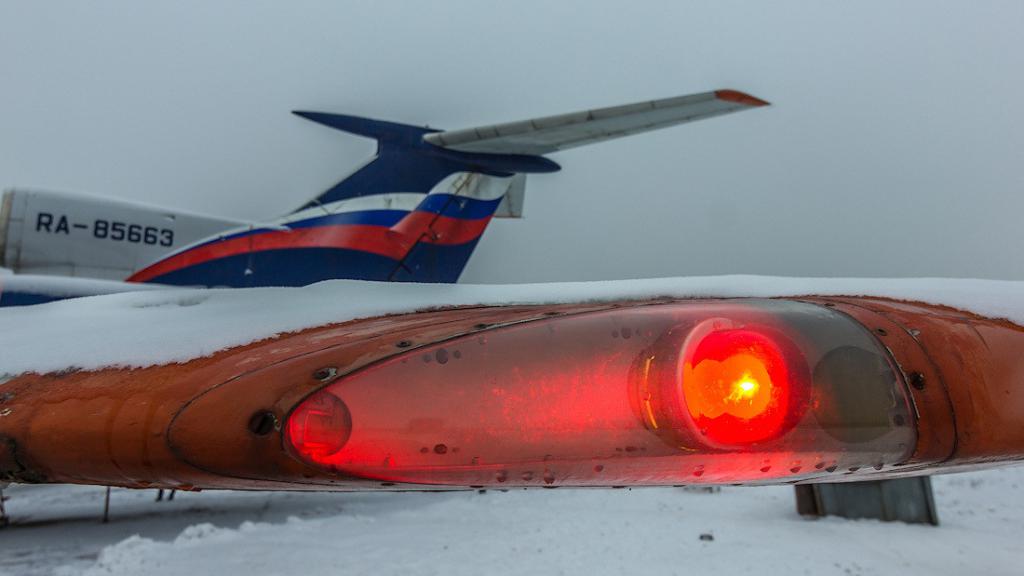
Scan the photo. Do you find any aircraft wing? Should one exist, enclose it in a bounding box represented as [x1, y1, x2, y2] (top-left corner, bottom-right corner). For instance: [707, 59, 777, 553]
[3, 277, 1024, 491]
[423, 89, 769, 156]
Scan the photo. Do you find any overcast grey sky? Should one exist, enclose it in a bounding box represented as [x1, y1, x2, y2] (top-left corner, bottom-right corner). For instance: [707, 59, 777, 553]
[1, 1, 1021, 282]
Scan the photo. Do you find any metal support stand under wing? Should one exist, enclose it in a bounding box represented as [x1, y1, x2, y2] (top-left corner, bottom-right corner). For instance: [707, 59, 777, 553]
[795, 477, 939, 525]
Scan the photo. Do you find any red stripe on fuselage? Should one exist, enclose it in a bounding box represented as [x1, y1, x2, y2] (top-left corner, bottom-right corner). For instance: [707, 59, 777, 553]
[127, 215, 491, 283]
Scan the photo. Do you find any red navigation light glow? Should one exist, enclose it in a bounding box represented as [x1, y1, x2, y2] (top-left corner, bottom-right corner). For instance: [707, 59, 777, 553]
[285, 392, 352, 462]
[681, 326, 799, 446]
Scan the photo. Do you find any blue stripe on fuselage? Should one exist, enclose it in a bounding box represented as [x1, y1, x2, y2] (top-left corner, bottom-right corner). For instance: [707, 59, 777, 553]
[171, 199, 494, 258]
[176, 209, 409, 253]
[0, 290, 65, 307]
[287, 209, 408, 229]
[144, 242, 481, 287]
[145, 247, 399, 287]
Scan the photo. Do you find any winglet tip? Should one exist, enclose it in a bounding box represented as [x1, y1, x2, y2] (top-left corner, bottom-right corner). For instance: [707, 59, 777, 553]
[715, 90, 770, 107]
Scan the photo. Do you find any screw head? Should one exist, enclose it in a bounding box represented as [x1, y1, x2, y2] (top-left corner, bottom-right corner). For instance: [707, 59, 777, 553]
[247, 411, 277, 436]
[313, 367, 338, 382]
[909, 372, 926, 390]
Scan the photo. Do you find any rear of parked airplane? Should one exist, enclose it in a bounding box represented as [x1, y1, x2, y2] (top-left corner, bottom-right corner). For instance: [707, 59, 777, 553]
[124, 115, 555, 286]
[0, 89, 768, 302]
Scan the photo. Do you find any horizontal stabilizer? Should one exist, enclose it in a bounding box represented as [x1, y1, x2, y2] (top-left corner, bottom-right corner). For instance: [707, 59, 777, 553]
[423, 90, 768, 156]
[292, 111, 436, 143]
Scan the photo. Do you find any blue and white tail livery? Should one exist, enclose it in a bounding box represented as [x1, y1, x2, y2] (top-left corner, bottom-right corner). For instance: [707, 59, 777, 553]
[0, 89, 768, 306]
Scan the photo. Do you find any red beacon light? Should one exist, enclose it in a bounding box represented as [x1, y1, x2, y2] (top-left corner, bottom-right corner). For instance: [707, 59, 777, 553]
[684, 328, 786, 442]
[675, 321, 808, 447]
[283, 300, 915, 487]
[286, 392, 352, 462]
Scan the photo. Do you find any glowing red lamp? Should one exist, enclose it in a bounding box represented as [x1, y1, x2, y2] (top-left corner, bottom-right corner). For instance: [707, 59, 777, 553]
[678, 323, 808, 446]
[286, 392, 352, 463]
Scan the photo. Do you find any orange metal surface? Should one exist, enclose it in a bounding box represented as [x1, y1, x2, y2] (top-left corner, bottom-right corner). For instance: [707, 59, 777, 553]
[2, 296, 1023, 490]
[803, 297, 1024, 477]
[797, 298, 958, 474]
[0, 303, 615, 490]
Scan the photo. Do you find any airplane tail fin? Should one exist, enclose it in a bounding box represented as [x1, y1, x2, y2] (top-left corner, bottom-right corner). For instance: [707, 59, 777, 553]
[291, 89, 767, 283]
[291, 112, 558, 212]
[293, 89, 768, 212]
[112, 90, 769, 290]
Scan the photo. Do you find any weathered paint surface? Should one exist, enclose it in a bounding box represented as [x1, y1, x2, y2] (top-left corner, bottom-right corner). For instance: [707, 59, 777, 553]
[1, 296, 1022, 491]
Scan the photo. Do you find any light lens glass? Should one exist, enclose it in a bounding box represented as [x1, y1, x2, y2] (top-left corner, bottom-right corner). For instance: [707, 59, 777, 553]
[681, 326, 801, 446]
[285, 300, 914, 486]
[286, 392, 352, 462]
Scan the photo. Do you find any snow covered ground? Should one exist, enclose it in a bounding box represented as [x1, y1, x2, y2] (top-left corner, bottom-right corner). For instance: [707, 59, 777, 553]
[2, 466, 1021, 576]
